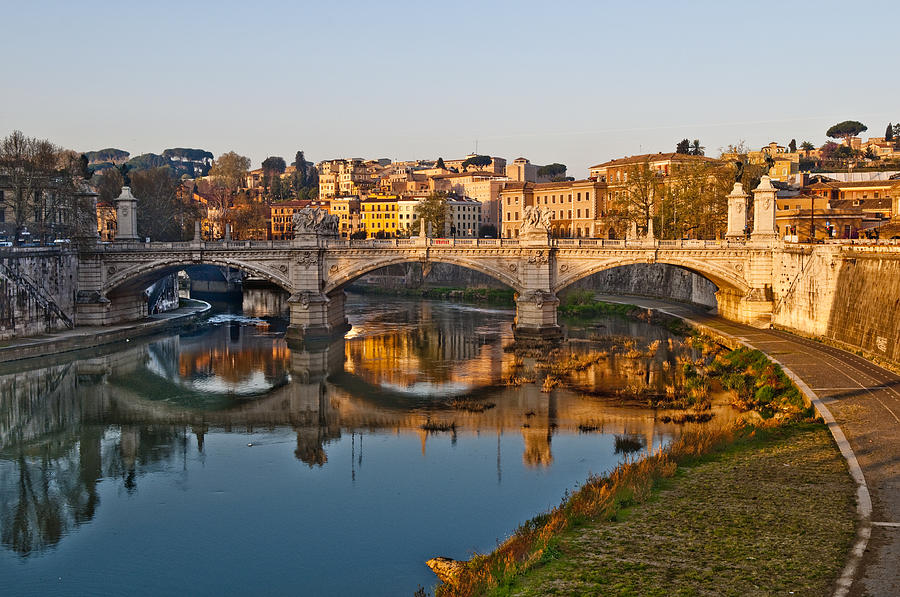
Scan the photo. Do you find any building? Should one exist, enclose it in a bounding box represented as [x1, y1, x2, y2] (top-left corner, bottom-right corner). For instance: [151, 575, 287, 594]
[359, 194, 400, 238]
[446, 196, 482, 238]
[442, 155, 507, 175]
[397, 197, 421, 236]
[317, 159, 374, 198]
[330, 195, 361, 238]
[97, 201, 116, 241]
[430, 171, 507, 230]
[269, 199, 330, 240]
[775, 179, 900, 241]
[500, 179, 608, 238]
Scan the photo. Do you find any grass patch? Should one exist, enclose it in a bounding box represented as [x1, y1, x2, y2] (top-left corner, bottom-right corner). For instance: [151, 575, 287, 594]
[349, 285, 515, 305]
[481, 423, 855, 597]
[434, 422, 855, 597]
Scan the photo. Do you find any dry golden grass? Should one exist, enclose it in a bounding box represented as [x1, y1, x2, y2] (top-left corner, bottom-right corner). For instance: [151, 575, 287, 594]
[435, 426, 735, 597]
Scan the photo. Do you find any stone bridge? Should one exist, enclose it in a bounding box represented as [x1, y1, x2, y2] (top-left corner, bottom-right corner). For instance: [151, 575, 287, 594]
[76, 233, 778, 341]
[77, 176, 899, 345]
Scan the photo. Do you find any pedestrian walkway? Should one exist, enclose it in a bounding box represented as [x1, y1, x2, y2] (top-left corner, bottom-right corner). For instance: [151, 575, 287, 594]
[0, 301, 209, 364]
[594, 295, 899, 597]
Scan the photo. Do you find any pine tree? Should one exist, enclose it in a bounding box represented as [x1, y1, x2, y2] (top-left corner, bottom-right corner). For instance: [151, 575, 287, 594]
[886, 123, 894, 142]
[788, 139, 797, 152]
[675, 139, 691, 154]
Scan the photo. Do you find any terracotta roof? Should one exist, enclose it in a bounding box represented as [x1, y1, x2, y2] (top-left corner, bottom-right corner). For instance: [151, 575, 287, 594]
[431, 171, 507, 180]
[829, 180, 900, 189]
[589, 152, 718, 169]
[533, 179, 599, 190]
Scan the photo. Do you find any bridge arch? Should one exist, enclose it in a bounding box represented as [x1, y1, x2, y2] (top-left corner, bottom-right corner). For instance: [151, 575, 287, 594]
[553, 255, 751, 298]
[104, 257, 292, 297]
[323, 253, 522, 294]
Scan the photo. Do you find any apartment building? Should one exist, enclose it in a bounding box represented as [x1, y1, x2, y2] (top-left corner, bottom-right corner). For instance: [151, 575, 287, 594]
[269, 199, 330, 240]
[359, 194, 400, 237]
[500, 179, 607, 238]
[330, 195, 361, 238]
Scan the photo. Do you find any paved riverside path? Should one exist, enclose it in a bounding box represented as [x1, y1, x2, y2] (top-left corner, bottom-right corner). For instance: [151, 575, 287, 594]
[593, 294, 899, 597]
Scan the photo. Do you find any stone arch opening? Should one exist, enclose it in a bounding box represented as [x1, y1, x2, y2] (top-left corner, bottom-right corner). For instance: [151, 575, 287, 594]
[324, 255, 522, 295]
[557, 262, 719, 309]
[104, 258, 291, 299]
[554, 257, 751, 318]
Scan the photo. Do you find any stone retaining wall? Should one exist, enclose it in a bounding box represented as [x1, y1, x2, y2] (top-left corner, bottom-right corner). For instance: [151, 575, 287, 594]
[0, 248, 77, 340]
[774, 246, 900, 366]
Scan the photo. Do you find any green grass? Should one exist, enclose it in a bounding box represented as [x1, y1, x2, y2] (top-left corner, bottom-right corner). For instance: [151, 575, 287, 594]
[348, 285, 515, 305]
[479, 423, 855, 597]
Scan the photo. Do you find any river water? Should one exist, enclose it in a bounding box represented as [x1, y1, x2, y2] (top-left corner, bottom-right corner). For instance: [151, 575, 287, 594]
[0, 293, 716, 596]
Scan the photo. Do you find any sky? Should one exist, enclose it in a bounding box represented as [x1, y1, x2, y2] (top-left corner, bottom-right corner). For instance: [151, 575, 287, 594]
[2, 0, 899, 177]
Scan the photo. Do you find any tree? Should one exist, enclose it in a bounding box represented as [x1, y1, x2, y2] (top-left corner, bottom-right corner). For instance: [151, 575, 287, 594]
[788, 139, 797, 153]
[0, 131, 88, 244]
[94, 167, 124, 204]
[130, 167, 198, 241]
[461, 155, 492, 171]
[826, 120, 867, 145]
[435, 157, 445, 169]
[675, 139, 691, 154]
[886, 123, 894, 142]
[417, 191, 448, 236]
[261, 156, 286, 175]
[800, 141, 815, 153]
[537, 163, 567, 179]
[206, 151, 251, 232]
[293, 151, 308, 193]
[690, 140, 704, 156]
[608, 159, 661, 236]
[819, 141, 840, 160]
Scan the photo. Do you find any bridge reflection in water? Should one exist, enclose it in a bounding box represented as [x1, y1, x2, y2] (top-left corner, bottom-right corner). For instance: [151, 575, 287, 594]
[0, 297, 720, 562]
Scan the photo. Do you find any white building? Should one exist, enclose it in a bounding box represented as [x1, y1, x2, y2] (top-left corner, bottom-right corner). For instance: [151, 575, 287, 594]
[447, 196, 482, 238]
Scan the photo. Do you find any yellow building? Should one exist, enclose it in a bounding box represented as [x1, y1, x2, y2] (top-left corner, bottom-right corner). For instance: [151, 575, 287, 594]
[359, 194, 400, 238]
[330, 195, 361, 238]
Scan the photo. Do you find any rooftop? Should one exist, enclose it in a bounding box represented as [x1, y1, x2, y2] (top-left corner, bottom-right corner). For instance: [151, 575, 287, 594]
[589, 152, 718, 169]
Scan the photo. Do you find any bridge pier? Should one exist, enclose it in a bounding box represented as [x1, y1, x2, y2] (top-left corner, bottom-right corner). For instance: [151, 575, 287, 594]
[75, 290, 148, 326]
[285, 290, 351, 345]
[514, 291, 562, 340]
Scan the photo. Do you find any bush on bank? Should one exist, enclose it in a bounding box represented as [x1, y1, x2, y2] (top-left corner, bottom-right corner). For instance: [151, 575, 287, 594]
[348, 285, 515, 305]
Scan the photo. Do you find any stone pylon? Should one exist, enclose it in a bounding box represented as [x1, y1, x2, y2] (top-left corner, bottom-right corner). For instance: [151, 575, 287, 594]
[114, 186, 139, 242]
[751, 176, 778, 243]
[725, 182, 749, 239]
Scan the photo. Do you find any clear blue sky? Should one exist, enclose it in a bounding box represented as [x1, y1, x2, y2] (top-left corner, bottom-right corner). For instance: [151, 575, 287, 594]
[2, 0, 898, 176]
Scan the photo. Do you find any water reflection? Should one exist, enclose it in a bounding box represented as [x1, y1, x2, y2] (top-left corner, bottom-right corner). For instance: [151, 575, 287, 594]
[0, 294, 725, 595]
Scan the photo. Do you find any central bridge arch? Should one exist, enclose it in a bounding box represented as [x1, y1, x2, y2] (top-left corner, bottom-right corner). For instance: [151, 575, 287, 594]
[323, 252, 523, 294]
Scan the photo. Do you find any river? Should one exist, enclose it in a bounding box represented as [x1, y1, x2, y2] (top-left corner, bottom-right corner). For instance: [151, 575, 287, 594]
[0, 292, 721, 596]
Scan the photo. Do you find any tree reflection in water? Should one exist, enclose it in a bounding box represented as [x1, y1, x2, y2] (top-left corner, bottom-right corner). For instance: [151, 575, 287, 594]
[0, 298, 718, 559]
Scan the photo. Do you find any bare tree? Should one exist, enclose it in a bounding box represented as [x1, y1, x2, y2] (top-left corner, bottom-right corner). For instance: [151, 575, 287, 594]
[205, 151, 251, 235]
[0, 131, 89, 244]
[130, 167, 198, 241]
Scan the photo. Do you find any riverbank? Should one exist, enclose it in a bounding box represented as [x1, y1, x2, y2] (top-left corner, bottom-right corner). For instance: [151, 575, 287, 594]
[429, 298, 860, 597]
[0, 299, 210, 364]
[483, 422, 855, 597]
